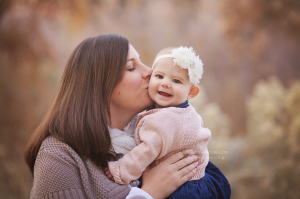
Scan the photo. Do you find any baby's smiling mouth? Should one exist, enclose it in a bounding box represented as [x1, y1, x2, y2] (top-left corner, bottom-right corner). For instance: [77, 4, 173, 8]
[158, 91, 172, 97]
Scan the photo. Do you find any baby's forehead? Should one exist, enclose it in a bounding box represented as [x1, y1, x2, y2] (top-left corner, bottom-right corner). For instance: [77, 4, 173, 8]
[153, 60, 190, 79]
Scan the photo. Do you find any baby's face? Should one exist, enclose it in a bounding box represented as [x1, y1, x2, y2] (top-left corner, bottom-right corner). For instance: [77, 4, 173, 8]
[149, 58, 192, 108]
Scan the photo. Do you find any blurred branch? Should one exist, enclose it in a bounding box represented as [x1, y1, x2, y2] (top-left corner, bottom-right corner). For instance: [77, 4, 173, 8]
[0, 0, 14, 19]
[221, 0, 300, 44]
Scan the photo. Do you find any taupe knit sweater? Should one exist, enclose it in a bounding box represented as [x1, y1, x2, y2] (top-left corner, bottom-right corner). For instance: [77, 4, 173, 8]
[30, 136, 131, 199]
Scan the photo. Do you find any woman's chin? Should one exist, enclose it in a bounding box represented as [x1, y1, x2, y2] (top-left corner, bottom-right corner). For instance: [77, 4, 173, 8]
[145, 99, 154, 108]
[140, 98, 154, 111]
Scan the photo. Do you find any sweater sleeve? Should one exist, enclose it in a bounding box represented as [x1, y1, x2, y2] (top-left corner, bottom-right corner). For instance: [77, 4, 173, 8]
[31, 142, 87, 199]
[108, 114, 176, 185]
[31, 137, 131, 199]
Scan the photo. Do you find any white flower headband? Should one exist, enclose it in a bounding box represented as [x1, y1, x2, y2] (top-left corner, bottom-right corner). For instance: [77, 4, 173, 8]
[152, 46, 204, 85]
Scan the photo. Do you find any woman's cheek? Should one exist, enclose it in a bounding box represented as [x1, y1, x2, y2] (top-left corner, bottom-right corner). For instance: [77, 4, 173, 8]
[147, 85, 155, 101]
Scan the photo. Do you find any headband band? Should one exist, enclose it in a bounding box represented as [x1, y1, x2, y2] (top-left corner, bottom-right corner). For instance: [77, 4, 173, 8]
[152, 54, 173, 69]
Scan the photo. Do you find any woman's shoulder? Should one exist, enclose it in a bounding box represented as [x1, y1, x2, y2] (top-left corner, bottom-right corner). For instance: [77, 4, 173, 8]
[39, 136, 76, 156]
[32, 136, 84, 198]
[37, 136, 84, 169]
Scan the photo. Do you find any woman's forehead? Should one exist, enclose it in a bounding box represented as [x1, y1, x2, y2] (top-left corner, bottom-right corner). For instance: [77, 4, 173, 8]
[127, 44, 140, 61]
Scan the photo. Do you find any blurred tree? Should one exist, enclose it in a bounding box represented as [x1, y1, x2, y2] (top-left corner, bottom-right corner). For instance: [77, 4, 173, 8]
[229, 77, 300, 199]
[0, 0, 95, 197]
[222, 0, 300, 45]
[1, 0, 300, 198]
[214, 0, 300, 136]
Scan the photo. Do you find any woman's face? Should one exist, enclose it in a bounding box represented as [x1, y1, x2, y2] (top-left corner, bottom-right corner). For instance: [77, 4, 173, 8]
[110, 44, 153, 114]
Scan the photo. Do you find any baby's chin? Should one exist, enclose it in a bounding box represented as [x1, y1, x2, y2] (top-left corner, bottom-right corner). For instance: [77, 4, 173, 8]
[154, 103, 171, 109]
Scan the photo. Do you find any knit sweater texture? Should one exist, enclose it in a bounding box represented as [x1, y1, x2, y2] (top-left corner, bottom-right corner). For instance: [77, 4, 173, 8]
[109, 106, 211, 185]
[30, 136, 131, 199]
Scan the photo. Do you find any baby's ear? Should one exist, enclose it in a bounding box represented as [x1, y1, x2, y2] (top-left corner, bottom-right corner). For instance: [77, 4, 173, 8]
[188, 85, 200, 100]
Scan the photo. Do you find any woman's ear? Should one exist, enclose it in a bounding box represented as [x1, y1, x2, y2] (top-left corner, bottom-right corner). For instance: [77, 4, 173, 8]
[187, 85, 200, 100]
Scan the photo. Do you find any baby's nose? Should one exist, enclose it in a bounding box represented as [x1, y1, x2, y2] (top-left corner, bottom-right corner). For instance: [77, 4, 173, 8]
[161, 80, 171, 88]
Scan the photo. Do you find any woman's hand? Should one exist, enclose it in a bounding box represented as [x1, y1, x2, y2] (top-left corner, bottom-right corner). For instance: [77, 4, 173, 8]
[141, 150, 198, 199]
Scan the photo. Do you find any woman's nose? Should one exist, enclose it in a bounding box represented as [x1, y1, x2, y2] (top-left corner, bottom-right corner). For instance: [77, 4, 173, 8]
[141, 65, 152, 79]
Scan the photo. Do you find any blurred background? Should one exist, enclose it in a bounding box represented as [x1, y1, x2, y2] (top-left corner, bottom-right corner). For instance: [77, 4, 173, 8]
[0, 0, 300, 198]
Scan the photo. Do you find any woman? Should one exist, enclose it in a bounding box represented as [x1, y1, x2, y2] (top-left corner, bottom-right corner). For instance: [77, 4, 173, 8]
[24, 34, 230, 199]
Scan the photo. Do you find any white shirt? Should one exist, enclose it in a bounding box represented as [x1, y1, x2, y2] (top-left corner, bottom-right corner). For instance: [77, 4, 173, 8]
[126, 187, 154, 199]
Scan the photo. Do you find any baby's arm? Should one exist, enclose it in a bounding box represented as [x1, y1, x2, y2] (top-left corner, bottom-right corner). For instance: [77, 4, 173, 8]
[108, 118, 165, 185]
[104, 167, 114, 181]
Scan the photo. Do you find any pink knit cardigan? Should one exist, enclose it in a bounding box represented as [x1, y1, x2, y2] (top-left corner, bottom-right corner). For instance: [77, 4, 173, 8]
[109, 106, 211, 185]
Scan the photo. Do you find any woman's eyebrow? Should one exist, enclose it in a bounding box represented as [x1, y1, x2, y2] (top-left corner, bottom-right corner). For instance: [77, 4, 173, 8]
[127, 56, 141, 62]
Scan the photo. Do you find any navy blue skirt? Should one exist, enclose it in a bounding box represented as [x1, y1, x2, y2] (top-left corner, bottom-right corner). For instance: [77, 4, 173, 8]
[138, 161, 231, 199]
[167, 161, 231, 199]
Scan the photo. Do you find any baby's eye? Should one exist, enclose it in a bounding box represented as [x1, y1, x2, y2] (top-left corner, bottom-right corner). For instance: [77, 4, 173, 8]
[156, 74, 163, 79]
[173, 79, 181, 84]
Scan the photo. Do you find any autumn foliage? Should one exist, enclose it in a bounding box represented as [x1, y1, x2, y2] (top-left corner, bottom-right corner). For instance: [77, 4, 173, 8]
[0, 0, 299, 198]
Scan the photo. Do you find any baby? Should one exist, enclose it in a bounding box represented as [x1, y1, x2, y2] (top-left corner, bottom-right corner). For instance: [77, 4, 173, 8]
[108, 46, 211, 198]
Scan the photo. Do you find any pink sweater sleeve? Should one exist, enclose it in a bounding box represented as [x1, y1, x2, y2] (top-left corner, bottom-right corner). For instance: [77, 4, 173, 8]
[108, 115, 176, 185]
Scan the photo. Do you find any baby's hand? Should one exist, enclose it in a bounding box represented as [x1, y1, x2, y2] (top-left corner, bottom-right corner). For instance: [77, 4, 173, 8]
[104, 167, 114, 182]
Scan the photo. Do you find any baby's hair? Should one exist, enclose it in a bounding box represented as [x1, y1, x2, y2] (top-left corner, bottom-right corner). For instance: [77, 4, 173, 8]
[154, 47, 176, 60]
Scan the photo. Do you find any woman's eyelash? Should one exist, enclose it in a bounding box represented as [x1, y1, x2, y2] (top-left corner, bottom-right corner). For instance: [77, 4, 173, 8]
[128, 66, 136, 71]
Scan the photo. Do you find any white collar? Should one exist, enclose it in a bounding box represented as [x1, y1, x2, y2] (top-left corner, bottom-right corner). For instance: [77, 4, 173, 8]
[108, 115, 138, 155]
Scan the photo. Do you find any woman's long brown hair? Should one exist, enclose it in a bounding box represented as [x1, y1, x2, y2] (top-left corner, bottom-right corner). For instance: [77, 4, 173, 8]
[24, 34, 129, 174]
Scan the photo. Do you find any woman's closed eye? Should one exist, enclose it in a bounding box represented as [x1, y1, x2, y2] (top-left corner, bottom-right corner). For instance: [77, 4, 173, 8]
[128, 65, 136, 71]
[173, 79, 182, 84]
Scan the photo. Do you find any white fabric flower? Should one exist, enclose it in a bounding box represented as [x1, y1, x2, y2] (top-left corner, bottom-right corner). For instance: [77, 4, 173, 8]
[172, 46, 204, 85]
